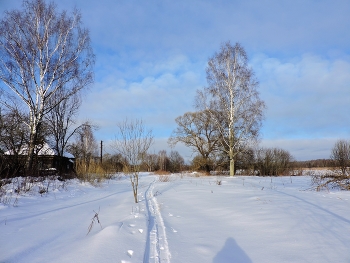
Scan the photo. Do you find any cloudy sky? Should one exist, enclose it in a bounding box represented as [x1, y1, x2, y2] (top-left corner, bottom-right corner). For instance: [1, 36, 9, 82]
[1, 0, 350, 161]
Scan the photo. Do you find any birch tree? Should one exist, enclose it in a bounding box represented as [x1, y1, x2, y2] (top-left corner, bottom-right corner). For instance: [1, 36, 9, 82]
[196, 42, 265, 176]
[0, 0, 94, 173]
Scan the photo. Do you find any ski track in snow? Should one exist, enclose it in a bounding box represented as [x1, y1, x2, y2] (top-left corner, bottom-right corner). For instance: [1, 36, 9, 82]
[144, 179, 171, 263]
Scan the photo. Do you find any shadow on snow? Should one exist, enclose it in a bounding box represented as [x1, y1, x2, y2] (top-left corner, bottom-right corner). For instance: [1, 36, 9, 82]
[213, 238, 252, 263]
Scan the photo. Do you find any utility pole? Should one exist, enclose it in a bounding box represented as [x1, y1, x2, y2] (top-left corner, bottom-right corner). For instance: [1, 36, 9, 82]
[100, 140, 103, 164]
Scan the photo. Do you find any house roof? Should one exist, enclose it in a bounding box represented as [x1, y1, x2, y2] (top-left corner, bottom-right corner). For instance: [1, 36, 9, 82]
[4, 143, 74, 158]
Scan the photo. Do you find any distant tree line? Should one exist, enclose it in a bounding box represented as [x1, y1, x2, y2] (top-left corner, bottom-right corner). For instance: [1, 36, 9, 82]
[188, 146, 295, 176]
[294, 159, 336, 169]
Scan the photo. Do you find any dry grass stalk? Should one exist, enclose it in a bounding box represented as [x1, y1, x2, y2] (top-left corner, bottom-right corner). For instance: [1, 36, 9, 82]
[153, 170, 171, 175]
[75, 159, 112, 185]
[87, 207, 102, 236]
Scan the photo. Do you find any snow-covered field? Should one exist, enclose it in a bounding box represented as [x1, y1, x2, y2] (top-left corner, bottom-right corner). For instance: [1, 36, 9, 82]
[1, 173, 350, 263]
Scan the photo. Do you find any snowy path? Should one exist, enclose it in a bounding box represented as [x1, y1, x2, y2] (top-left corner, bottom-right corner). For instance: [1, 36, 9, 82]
[144, 179, 171, 263]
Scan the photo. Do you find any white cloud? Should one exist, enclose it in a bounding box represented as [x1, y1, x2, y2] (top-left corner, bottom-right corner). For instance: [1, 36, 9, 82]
[253, 53, 350, 139]
[79, 55, 205, 142]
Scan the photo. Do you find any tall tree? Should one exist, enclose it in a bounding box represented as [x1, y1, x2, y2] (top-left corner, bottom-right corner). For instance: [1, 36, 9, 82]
[197, 42, 265, 176]
[168, 110, 220, 173]
[0, 0, 94, 173]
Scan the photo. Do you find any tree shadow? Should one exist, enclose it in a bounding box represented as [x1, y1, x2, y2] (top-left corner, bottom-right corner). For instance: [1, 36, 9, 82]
[213, 238, 252, 263]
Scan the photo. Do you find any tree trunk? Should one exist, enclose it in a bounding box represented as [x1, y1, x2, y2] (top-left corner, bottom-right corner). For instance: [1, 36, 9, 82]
[131, 173, 139, 203]
[229, 151, 235, 176]
[26, 124, 39, 175]
[205, 164, 210, 173]
[26, 142, 35, 175]
[230, 158, 235, 176]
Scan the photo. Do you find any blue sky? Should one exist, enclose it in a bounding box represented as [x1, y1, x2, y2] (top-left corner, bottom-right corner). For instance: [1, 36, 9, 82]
[1, 0, 350, 161]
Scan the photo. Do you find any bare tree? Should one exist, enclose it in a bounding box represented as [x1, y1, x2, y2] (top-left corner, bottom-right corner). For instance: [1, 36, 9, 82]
[67, 122, 98, 180]
[254, 147, 294, 176]
[113, 119, 153, 203]
[168, 150, 185, 173]
[0, 108, 28, 176]
[158, 150, 168, 171]
[169, 110, 220, 173]
[45, 92, 82, 157]
[196, 42, 265, 176]
[144, 153, 159, 172]
[311, 140, 350, 191]
[0, 0, 94, 173]
[330, 140, 350, 176]
[45, 91, 86, 175]
[68, 122, 98, 165]
[0, 108, 28, 155]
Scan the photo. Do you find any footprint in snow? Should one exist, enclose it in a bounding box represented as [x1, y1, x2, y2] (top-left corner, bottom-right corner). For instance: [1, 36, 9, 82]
[171, 227, 178, 233]
[127, 250, 133, 257]
[169, 213, 173, 217]
[128, 224, 135, 227]
[138, 229, 143, 233]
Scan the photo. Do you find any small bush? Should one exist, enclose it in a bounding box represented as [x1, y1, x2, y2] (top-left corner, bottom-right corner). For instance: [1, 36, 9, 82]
[38, 186, 47, 196]
[158, 175, 172, 182]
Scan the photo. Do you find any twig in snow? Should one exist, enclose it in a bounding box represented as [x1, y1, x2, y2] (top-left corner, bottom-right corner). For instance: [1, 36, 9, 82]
[86, 207, 103, 235]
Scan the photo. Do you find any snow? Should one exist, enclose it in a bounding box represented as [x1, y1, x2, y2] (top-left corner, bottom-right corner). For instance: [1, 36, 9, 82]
[4, 142, 74, 158]
[1, 173, 350, 263]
